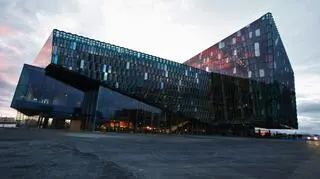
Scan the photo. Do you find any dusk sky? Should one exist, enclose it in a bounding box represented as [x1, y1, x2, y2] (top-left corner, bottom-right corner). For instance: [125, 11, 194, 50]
[0, 0, 319, 133]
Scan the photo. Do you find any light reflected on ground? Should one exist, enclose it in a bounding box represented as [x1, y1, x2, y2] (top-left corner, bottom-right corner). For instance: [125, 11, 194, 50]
[306, 140, 320, 148]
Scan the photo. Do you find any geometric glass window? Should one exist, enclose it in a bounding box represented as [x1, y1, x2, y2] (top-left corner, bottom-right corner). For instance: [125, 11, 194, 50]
[259, 69, 265, 77]
[237, 31, 241, 37]
[254, 42, 260, 57]
[144, 72, 148, 80]
[103, 72, 108, 81]
[219, 41, 225, 49]
[255, 29, 261, 37]
[53, 55, 59, 64]
[80, 60, 84, 69]
[102, 64, 107, 72]
[218, 53, 221, 60]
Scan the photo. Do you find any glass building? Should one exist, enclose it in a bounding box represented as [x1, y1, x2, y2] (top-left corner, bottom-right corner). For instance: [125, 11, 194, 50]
[184, 12, 297, 129]
[11, 13, 297, 135]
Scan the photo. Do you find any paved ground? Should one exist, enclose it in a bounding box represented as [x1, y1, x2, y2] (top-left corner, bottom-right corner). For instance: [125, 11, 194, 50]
[0, 128, 319, 179]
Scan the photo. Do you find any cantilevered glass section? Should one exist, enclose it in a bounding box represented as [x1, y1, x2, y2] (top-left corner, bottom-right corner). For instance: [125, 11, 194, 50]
[11, 64, 83, 117]
[45, 29, 215, 124]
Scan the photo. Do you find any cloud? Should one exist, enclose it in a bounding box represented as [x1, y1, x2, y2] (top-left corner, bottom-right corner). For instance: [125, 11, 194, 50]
[298, 115, 320, 134]
[298, 101, 320, 115]
[0, 25, 18, 36]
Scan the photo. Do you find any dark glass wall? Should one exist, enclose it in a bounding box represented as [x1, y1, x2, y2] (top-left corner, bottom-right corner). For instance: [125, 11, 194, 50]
[11, 64, 84, 117]
[184, 12, 297, 129]
[96, 86, 161, 132]
[47, 29, 215, 123]
[95, 86, 209, 134]
[272, 26, 297, 128]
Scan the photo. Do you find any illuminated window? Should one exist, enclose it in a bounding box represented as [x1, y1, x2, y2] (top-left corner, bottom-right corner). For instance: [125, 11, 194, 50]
[126, 62, 130, 69]
[249, 32, 252, 38]
[80, 60, 84, 69]
[275, 36, 279, 45]
[233, 49, 237, 56]
[232, 37, 236, 44]
[233, 67, 236, 74]
[255, 29, 260, 36]
[53, 46, 58, 55]
[108, 66, 112, 73]
[218, 53, 221, 60]
[219, 41, 225, 49]
[254, 42, 260, 57]
[103, 72, 108, 81]
[53, 55, 59, 64]
[71, 42, 76, 50]
[248, 70, 252, 78]
[143, 72, 148, 80]
[102, 64, 107, 72]
[259, 69, 265, 77]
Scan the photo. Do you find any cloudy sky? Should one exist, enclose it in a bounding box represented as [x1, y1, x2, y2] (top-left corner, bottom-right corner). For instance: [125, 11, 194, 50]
[0, 0, 319, 133]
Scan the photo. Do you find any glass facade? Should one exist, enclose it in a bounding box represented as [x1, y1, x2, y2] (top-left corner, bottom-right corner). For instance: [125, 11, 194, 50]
[184, 13, 276, 80]
[184, 12, 297, 129]
[95, 87, 201, 133]
[11, 64, 84, 117]
[11, 12, 297, 132]
[47, 29, 214, 124]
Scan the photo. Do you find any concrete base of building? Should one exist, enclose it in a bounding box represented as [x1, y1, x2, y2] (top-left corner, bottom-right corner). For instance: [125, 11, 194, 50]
[69, 120, 82, 131]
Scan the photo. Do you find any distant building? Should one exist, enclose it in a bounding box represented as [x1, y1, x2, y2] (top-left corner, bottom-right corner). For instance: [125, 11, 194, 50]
[0, 117, 16, 128]
[0, 117, 15, 123]
[10, 13, 297, 135]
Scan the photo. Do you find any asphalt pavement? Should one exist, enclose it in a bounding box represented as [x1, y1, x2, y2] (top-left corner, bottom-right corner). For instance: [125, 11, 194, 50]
[0, 128, 319, 179]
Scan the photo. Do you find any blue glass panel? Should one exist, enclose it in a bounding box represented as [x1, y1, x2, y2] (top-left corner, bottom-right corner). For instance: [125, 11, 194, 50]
[53, 55, 58, 64]
[11, 64, 84, 117]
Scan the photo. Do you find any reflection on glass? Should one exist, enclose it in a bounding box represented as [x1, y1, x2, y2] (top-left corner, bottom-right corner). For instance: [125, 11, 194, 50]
[11, 64, 84, 117]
